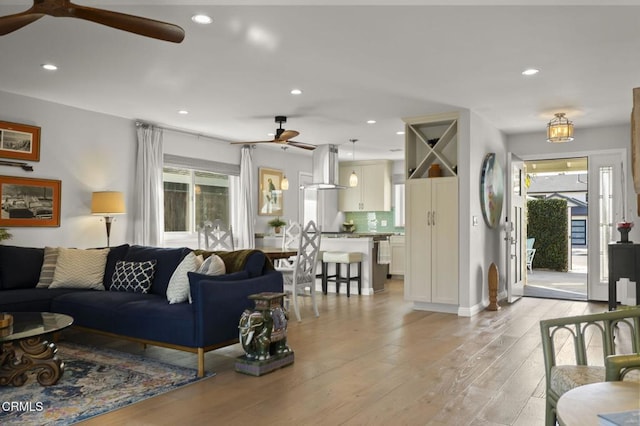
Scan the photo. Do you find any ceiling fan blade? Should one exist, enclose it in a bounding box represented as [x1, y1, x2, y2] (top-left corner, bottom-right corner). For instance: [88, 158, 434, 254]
[67, 4, 185, 43]
[0, 12, 43, 36]
[277, 130, 299, 141]
[287, 141, 316, 151]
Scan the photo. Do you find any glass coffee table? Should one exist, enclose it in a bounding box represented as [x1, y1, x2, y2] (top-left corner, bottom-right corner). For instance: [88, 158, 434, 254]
[0, 312, 73, 386]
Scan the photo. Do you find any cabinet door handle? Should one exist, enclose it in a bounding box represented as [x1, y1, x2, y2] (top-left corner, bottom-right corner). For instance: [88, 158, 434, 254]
[427, 211, 431, 226]
[432, 211, 436, 226]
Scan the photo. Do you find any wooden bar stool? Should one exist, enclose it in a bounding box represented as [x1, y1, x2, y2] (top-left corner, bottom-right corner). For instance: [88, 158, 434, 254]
[321, 251, 363, 297]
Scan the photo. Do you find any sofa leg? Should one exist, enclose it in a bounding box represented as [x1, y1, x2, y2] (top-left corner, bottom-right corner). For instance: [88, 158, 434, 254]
[198, 348, 205, 377]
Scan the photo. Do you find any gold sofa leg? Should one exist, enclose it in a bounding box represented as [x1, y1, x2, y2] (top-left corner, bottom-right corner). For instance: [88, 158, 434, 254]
[198, 348, 205, 377]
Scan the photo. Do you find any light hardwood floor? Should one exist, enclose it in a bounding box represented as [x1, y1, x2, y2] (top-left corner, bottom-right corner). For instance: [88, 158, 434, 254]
[68, 279, 607, 425]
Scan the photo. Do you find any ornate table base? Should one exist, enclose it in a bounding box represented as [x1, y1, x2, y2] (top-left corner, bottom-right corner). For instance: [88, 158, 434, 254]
[0, 336, 64, 386]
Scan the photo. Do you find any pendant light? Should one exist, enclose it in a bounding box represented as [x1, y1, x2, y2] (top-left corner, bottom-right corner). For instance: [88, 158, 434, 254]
[280, 146, 289, 190]
[547, 112, 574, 143]
[349, 139, 358, 187]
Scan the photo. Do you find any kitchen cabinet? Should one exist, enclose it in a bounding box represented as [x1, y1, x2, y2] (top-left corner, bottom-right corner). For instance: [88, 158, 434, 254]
[339, 160, 391, 211]
[405, 177, 458, 305]
[389, 235, 405, 276]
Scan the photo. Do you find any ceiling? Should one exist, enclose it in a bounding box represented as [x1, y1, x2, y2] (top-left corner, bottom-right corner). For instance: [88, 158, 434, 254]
[2, 1, 640, 160]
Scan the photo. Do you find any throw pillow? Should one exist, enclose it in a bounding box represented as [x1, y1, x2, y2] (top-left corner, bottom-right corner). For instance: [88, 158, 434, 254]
[49, 248, 109, 290]
[166, 252, 200, 304]
[36, 246, 60, 288]
[197, 254, 226, 276]
[110, 260, 157, 294]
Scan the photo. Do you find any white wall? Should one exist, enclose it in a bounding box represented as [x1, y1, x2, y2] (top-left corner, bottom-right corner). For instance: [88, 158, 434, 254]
[0, 90, 135, 248]
[458, 111, 508, 316]
[508, 123, 639, 242]
[1, 90, 313, 248]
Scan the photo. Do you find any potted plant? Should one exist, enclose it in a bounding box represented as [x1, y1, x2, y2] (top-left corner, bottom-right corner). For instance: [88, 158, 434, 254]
[268, 217, 287, 234]
[0, 228, 12, 243]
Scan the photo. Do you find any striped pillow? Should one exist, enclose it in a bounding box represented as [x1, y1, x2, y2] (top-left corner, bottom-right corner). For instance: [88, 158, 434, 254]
[36, 246, 60, 288]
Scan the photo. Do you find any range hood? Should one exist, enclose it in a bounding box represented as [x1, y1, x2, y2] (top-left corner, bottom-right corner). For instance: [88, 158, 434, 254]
[306, 144, 345, 189]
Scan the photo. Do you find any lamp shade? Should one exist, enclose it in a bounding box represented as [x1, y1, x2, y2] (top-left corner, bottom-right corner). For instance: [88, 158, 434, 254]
[91, 191, 126, 215]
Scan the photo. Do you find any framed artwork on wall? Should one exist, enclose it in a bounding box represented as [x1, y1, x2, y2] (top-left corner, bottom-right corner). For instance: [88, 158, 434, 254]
[0, 175, 61, 227]
[0, 121, 41, 162]
[258, 167, 284, 216]
[480, 153, 504, 229]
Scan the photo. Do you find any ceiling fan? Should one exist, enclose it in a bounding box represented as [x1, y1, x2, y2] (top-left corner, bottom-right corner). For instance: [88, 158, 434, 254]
[231, 116, 316, 151]
[0, 0, 185, 43]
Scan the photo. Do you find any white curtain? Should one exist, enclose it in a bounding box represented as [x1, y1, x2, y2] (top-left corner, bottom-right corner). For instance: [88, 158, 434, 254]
[237, 145, 255, 249]
[133, 123, 164, 246]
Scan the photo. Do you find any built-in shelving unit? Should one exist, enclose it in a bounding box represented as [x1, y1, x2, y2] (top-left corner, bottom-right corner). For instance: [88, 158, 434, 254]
[404, 112, 458, 179]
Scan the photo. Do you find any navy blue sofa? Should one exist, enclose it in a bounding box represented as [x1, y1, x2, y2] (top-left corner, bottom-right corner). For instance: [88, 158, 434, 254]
[0, 244, 283, 376]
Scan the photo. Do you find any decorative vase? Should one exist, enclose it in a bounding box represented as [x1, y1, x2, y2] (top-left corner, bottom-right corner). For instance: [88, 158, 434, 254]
[617, 222, 634, 243]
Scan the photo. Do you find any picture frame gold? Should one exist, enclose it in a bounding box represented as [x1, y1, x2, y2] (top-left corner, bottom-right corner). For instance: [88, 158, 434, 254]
[0, 175, 61, 227]
[0, 121, 41, 162]
[258, 167, 284, 216]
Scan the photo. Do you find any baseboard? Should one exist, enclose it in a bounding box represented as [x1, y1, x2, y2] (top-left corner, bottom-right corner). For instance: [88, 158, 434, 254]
[411, 301, 458, 315]
[458, 302, 486, 317]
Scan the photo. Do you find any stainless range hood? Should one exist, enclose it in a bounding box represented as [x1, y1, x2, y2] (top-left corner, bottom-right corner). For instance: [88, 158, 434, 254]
[306, 144, 345, 189]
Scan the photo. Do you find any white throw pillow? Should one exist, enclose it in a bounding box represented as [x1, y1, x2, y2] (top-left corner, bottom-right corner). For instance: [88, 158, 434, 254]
[36, 246, 60, 288]
[197, 254, 226, 276]
[49, 248, 109, 290]
[166, 252, 200, 304]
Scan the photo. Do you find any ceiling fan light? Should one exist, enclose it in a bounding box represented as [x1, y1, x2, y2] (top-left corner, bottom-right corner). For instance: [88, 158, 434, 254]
[349, 171, 358, 187]
[281, 175, 289, 191]
[191, 14, 212, 25]
[547, 112, 574, 143]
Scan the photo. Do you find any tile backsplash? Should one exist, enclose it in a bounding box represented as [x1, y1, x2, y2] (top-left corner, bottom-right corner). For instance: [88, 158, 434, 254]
[344, 209, 404, 234]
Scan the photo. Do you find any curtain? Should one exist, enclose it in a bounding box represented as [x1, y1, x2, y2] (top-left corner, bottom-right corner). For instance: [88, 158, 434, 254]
[133, 123, 164, 246]
[237, 145, 255, 249]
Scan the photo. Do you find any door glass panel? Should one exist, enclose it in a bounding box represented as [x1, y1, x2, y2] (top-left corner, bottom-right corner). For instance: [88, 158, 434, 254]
[599, 166, 613, 282]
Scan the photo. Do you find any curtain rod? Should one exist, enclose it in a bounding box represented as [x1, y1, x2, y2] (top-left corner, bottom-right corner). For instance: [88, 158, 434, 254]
[135, 120, 229, 143]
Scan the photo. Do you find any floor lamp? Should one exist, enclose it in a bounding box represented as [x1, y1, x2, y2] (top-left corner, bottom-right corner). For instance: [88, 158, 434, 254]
[91, 191, 126, 247]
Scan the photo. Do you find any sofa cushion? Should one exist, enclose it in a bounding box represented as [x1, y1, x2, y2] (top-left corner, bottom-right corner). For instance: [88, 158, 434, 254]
[167, 252, 200, 304]
[49, 248, 109, 290]
[110, 260, 156, 294]
[36, 246, 60, 288]
[0, 288, 92, 312]
[103, 244, 130, 289]
[187, 270, 250, 287]
[123, 246, 190, 296]
[0, 245, 44, 290]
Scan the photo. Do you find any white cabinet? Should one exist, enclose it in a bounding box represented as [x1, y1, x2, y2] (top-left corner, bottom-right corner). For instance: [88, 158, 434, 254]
[389, 235, 405, 276]
[339, 160, 391, 211]
[405, 177, 458, 305]
[404, 112, 458, 179]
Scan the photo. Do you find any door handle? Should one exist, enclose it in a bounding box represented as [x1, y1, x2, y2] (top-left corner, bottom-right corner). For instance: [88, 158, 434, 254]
[432, 211, 436, 226]
[427, 211, 431, 226]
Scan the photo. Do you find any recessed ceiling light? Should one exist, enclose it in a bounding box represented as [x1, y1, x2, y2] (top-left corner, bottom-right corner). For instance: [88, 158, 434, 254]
[396, 131, 405, 135]
[178, 110, 189, 115]
[41, 63, 58, 71]
[522, 68, 539, 76]
[191, 14, 212, 25]
[367, 120, 376, 124]
[290, 89, 302, 95]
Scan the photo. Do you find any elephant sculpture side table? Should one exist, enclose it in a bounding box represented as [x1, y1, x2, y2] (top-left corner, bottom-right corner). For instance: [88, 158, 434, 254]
[235, 292, 295, 376]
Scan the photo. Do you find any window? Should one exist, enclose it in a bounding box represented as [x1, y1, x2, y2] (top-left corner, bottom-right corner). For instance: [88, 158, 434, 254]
[163, 167, 231, 233]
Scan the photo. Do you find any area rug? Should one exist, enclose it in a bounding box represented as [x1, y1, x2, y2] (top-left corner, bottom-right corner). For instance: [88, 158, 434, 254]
[0, 342, 213, 425]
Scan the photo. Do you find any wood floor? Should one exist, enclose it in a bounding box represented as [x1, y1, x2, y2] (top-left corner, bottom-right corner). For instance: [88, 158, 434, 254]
[68, 278, 608, 426]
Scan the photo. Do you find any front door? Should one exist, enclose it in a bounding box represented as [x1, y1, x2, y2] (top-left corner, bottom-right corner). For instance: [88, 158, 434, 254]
[506, 152, 526, 303]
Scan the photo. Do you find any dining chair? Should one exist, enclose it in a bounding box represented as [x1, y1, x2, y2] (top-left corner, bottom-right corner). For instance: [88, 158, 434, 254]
[274, 221, 302, 269]
[199, 219, 235, 251]
[280, 220, 321, 322]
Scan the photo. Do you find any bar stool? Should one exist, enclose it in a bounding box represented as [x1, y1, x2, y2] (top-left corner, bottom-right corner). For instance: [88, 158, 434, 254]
[321, 251, 363, 297]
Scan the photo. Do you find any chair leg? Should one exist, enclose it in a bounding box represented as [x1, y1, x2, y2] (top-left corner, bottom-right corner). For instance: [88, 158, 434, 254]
[292, 287, 301, 322]
[357, 261, 362, 295]
[322, 262, 328, 294]
[311, 283, 319, 317]
[335, 263, 341, 294]
[346, 262, 351, 297]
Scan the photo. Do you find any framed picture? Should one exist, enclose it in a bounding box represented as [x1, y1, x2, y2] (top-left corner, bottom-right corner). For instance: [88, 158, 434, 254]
[0, 176, 61, 227]
[258, 167, 284, 216]
[480, 153, 504, 229]
[0, 121, 41, 162]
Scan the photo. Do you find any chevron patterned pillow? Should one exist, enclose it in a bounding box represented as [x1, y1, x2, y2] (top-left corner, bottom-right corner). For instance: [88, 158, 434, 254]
[110, 260, 157, 293]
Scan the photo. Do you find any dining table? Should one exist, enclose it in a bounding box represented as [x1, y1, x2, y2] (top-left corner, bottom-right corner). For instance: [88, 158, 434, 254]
[556, 381, 640, 425]
[259, 246, 297, 262]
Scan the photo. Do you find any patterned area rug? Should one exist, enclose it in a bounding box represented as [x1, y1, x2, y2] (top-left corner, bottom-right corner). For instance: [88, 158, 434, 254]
[0, 342, 212, 425]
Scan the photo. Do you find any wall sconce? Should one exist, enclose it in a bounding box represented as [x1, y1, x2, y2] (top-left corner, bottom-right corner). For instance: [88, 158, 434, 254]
[547, 113, 574, 143]
[91, 191, 126, 246]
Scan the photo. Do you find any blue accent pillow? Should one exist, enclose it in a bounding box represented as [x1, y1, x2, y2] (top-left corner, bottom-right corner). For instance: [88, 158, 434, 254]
[110, 260, 157, 294]
[187, 270, 249, 284]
